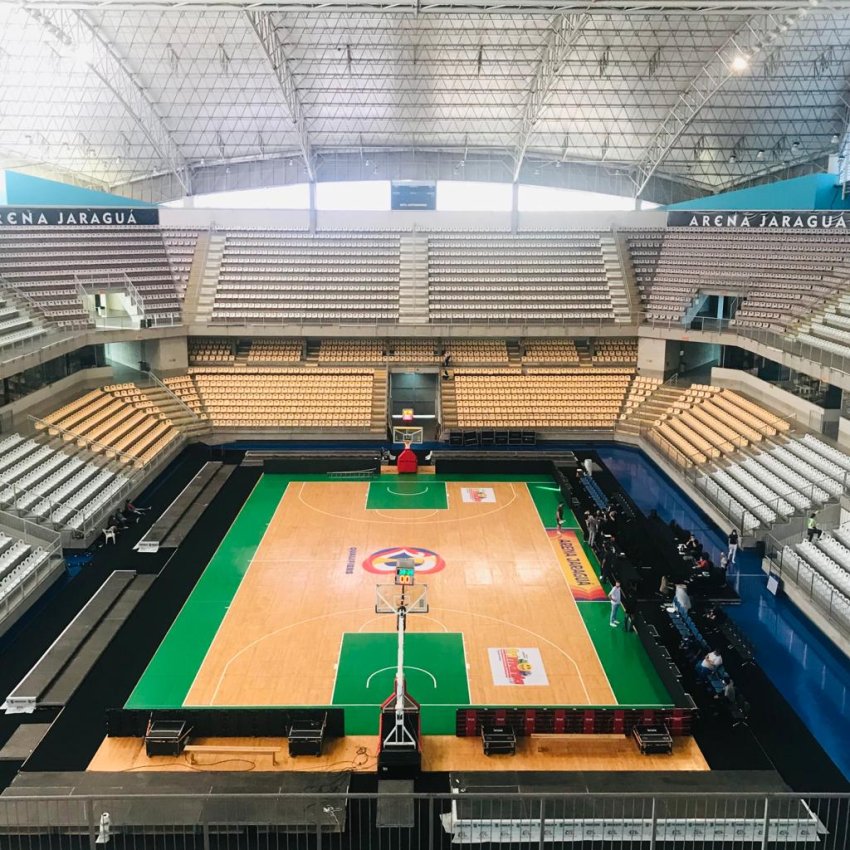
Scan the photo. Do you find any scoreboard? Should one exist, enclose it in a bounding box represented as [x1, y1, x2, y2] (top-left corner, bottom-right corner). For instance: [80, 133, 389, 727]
[391, 181, 436, 210]
[395, 565, 416, 585]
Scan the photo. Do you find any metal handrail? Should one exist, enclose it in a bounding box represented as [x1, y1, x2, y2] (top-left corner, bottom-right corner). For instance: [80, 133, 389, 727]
[28, 414, 141, 469]
[144, 370, 208, 427]
[762, 530, 850, 640]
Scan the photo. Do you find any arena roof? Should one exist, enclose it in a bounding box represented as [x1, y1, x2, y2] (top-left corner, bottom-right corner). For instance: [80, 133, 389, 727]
[1, 0, 849, 204]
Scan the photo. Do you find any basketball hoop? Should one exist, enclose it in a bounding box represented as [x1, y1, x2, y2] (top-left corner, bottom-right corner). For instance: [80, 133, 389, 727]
[392, 426, 424, 445]
[374, 580, 428, 776]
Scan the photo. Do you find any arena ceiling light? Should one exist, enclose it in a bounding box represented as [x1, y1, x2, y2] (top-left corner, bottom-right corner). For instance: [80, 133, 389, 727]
[730, 54, 750, 73]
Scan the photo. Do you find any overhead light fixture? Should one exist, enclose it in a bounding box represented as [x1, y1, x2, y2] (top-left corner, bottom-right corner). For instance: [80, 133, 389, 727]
[832, 133, 840, 144]
[729, 152, 737, 163]
[731, 54, 750, 73]
[791, 141, 801, 153]
[756, 150, 765, 160]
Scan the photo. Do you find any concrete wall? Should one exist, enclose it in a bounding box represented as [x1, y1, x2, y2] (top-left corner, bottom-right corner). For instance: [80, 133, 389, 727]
[637, 337, 678, 379]
[710, 367, 829, 431]
[837, 417, 850, 450]
[147, 336, 189, 373]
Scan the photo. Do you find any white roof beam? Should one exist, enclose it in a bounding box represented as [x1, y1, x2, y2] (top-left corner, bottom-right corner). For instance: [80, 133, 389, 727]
[632, 12, 795, 198]
[5, 0, 848, 12]
[24, 7, 191, 194]
[513, 11, 590, 182]
[245, 10, 315, 181]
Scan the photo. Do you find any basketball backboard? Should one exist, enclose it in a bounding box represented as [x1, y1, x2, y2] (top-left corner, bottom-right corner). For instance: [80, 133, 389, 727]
[375, 584, 429, 614]
[392, 426, 424, 445]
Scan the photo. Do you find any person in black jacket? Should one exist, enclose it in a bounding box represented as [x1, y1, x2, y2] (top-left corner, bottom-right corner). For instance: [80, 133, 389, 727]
[727, 529, 739, 564]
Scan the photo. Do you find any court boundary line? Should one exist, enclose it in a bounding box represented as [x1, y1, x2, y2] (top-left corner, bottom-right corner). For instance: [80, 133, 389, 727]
[329, 632, 346, 704]
[523, 483, 616, 704]
[207, 607, 374, 705]
[460, 629, 473, 704]
[205, 606, 592, 707]
[386, 486, 430, 497]
[186, 479, 293, 705]
[298, 480, 518, 525]
[438, 607, 591, 703]
[374, 509, 439, 520]
[199, 480, 598, 708]
[366, 665, 438, 689]
[131, 475, 264, 709]
[357, 614, 448, 633]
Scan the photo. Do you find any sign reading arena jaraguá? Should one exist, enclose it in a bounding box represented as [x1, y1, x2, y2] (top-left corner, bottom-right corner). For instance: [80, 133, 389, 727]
[0, 207, 159, 226]
[667, 210, 850, 229]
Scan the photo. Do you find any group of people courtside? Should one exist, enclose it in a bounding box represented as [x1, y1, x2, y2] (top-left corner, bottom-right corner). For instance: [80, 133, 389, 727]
[674, 528, 744, 711]
[101, 499, 149, 544]
[555, 462, 626, 628]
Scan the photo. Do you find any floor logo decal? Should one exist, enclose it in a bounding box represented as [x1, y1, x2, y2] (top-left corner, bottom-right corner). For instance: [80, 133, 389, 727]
[461, 487, 496, 503]
[362, 546, 446, 576]
[488, 647, 549, 686]
[548, 530, 606, 600]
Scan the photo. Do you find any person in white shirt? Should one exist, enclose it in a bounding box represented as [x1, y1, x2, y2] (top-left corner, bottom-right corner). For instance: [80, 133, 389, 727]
[608, 580, 622, 627]
[583, 457, 594, 478]
[674, 583, 691, 613]
[585, 512, 599, 548]
[698, 649, 723, 680]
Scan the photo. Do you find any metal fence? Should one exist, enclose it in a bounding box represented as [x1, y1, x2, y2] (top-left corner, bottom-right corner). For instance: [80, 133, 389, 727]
[0, 791, 847, 849]
[762, 532, 850, 641]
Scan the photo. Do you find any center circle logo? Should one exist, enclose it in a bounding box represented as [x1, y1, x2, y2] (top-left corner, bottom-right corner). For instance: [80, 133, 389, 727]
[362, 546, 446, 576]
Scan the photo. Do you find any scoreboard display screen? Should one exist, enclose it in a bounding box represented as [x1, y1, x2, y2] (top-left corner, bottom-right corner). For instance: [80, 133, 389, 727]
[391, 181, 436, 210]
[395, 566, 416, 585]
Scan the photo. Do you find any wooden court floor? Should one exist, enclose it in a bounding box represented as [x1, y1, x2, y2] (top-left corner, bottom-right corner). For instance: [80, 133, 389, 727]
[94, 475, 709, 774]
[89, 734, 709, 773]
[183, 480, 615, 709]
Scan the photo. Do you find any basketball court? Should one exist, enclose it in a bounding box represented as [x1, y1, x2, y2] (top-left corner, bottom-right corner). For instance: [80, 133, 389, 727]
[122, 475, 670, 734]
[121, 473, 673, 736]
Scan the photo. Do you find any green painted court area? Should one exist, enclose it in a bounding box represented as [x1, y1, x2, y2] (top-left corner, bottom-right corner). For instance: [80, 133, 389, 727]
[577, 603, 672, 705]
[332, 633, 469, 734]
[366, 479, 448, 510]
[126, 471, 676, 723]
[126, 474, 293, 709]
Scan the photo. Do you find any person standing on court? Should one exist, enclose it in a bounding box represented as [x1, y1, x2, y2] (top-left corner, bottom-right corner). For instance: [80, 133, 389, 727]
[608, 580, 623, 627]
[555, 502, 565, 534]
[586, 512, 599, 549]
[727, 529, 739, 564]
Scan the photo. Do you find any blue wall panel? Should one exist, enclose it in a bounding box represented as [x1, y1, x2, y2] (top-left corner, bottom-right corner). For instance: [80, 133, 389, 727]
[3, 171, 155, 208]
[666, 173, 850, 212]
